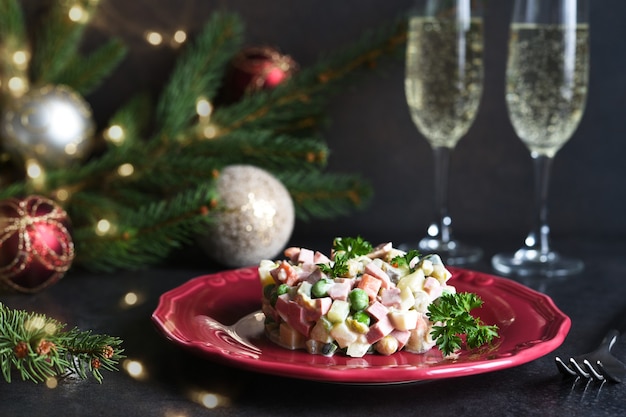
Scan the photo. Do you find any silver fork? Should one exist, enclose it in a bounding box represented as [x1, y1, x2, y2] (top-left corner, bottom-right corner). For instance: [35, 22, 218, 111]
[555, 311, 626, 383]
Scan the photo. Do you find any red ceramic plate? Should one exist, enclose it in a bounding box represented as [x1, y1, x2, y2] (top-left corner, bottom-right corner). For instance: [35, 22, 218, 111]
[152, 267, 570, 384]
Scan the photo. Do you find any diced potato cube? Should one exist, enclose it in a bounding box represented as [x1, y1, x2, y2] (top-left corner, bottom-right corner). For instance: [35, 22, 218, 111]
[346, 342, 371, 358]
[388, 309, 419, 331]
[413, 290, 430, 313]
[399, 286, 415, 311]
[431, 264, 452, 283]
[258, 260, 278, 287]
[279, 322, 306, 350]
[327, 299, 350, 323]
[310, 319, 333, 343]
[420, 259, 434, 276]
[330, 322, 358, 348]
[396, 269, 425, 293]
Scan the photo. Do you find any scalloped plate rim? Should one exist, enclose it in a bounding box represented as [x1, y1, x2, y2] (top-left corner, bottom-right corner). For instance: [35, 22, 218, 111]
[152, 266, 571, 384]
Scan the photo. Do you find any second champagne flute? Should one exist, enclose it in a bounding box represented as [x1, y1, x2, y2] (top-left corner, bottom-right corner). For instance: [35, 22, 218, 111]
[404, 0, 484, 265]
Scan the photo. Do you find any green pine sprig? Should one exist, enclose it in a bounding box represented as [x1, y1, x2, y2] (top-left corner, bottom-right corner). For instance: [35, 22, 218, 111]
[427, 292, 499, 356]
[0, 302, 123, 383]
[0, 6, 408, 271]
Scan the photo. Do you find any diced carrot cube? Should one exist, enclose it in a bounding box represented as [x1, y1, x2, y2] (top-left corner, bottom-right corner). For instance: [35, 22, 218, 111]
[358, 273, 383, 300]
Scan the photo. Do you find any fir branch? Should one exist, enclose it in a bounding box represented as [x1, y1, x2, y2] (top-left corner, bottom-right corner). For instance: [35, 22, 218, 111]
[52, 38, 128, 95]
[72, 183, 218, 271]
[156, 11, 244, 140]
[30, 0, 98, 84]
[210, 16, 406, 137]
[278, 170, 373, 221]
[0, 0, 26, 44]
[0, 302, 123, 383]
[190, 130, 329, 171]
[104, 92, 153, 149]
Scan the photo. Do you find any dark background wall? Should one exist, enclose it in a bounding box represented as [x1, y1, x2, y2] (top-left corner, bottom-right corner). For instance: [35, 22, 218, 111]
[21, 0, 626, 248]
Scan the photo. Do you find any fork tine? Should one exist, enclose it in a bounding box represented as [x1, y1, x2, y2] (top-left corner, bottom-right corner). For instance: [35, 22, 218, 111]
[555, 356, 578, 377]
[596, 361, 623, 384]
[569, 358, 591, 378]
[582, 359, 605, 381]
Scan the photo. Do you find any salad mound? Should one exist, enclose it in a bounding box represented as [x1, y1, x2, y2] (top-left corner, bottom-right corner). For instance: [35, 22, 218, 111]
[258, 237, 457, 358]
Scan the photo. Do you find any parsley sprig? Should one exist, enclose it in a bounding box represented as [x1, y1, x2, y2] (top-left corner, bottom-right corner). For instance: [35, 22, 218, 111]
[318, 236, 372, 278]
[427, 292, 499, 356]
[391, 249, 421, 272]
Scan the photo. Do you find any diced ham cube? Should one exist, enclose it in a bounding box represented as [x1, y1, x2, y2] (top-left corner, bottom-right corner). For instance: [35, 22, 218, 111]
[314, 251, 332, 265]
[274, 293, 291, 322]
[287, 301, 313, 337]
[390, 329, 411, 350]
[366, 315, 395, 344]
[283, 247, 300, 263]
[366, 301, 389, 322]
[297, 248, 315, 265]
[423, 276, 443, 300]
[381, 287, 402, 308]
[328, 279, 352, 301]
[364, 262, 392, 289]
[357, 273, 383, 300]
[304, 297, 332, 322]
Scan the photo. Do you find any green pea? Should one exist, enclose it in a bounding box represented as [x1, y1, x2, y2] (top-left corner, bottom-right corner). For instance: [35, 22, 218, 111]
[276, 283, 290, 296]
[352, 311, 371, 326]
[348, 288, 369, 311]
[311, 278, 332, 298]
[263, 284, 276, 300]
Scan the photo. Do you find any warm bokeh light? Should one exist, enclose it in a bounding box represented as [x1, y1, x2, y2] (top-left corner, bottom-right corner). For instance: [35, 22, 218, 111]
[26, 159, 43, 179]
[189, 390, 230, 409]
[95, 219, 112, 235]
[7, 76, 27, 95]
[124, 291, 138, 305]
[12, 50, 29, 68]
[64, 143, 78, 156]
[55, 188, 70, 201]
[202, 125, 218, 139]
[196, 98, 212, 118]
[117, 163, 134, 177]
[123, 359, 147, 380]
[68, 5, 86, 22]
[45, 377, 58, 389]
[105, 124, 125, 144]
[173, 30, 187, 44]
[145, 31, 163, 45]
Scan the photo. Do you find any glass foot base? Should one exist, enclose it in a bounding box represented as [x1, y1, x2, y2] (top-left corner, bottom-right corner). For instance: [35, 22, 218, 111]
[491, 248, 583, 278]
[401, 238, 482, 266]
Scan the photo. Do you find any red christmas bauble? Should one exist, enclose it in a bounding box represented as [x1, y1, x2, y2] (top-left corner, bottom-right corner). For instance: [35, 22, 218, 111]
[0, 195, 74, 293]
[222, 46, 298, 103]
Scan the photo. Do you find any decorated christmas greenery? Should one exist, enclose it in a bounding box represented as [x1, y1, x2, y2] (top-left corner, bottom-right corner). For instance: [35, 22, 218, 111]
[0, 0, 407, 274]
[0, 302, 123, 383]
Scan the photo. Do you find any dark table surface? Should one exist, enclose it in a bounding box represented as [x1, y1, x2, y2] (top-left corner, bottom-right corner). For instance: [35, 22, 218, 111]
[1, 236, 625, 417]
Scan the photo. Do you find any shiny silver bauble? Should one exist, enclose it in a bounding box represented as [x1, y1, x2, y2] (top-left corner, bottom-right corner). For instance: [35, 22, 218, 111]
[0, 84, 95, 168]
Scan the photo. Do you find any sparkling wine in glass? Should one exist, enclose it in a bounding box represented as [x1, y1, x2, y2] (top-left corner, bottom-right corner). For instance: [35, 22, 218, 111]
[492, 0, 589, 277]
[403, 0, 484, 265]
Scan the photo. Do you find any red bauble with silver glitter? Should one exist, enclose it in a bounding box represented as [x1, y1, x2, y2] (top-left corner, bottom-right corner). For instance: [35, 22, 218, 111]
[0, 196, 75, 293]
[221, 46, 298, 103]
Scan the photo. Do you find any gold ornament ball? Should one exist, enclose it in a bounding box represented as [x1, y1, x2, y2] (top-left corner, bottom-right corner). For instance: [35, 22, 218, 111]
[198, 165, 295, 268]
[0, 84, 95, 168]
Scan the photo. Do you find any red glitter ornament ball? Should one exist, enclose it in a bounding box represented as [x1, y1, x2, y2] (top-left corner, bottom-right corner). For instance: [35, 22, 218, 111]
[222, 46, 298, 103]
[0, 195, 75, 293]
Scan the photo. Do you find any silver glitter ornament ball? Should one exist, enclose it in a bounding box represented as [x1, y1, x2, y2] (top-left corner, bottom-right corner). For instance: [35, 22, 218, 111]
[198, 165, 295, 268]
[0, 84, 95, 168]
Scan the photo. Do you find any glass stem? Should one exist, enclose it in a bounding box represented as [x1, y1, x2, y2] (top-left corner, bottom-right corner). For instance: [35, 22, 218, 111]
[525, 154, 553, 256]
[431, 146, 452, 244]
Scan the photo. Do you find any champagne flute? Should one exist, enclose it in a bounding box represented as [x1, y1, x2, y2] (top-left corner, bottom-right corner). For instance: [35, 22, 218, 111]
[492, 0, 589, 277]
[404, 0, 484, 265]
